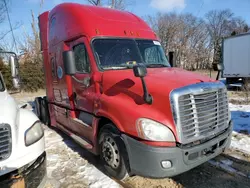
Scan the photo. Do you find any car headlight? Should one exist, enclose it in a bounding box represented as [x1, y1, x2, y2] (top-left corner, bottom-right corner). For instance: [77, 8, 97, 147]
[136, 118, 176, 142]
[25, 121, 44, 146]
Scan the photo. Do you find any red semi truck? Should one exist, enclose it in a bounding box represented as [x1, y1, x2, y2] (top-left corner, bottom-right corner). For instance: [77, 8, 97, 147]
[37, 3, 232, 180]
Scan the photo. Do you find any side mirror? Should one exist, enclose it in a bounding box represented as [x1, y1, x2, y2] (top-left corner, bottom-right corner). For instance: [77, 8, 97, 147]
[63, 51, 76, 75]
[133, 64, 153, 104]
[168, 51, 176, 67]
[9, 56, 20, 89]
[133, 64, 147, 78]
[9, 56, 18, 78]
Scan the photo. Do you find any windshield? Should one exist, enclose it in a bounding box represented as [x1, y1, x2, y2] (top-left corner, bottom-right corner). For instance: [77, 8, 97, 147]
[0, 73, 5, 91]
[92, 39, 170, 70]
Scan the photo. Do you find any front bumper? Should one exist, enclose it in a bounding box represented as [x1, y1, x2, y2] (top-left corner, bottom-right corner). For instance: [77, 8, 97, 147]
[0, 152, 46, 188]
[122, 123, 232, 178]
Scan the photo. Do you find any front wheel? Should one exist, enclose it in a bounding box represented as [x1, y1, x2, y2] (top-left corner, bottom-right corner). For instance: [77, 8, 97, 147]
[98, 124, 129, 180]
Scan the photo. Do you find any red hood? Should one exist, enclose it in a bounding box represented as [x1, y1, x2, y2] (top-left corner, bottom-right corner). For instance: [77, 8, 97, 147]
[102, 68, 214, 95]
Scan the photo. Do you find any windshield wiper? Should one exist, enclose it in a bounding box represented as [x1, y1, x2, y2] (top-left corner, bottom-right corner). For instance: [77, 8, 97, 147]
[146, 64, 169, 68]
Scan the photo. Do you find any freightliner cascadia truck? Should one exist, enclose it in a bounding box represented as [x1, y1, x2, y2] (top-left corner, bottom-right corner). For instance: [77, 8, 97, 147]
[37, 3, 232, 180]
[0, 52, 46, 187]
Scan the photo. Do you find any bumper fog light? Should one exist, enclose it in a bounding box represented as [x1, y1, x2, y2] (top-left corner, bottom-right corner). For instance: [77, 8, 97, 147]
[161, 160, 172, 169]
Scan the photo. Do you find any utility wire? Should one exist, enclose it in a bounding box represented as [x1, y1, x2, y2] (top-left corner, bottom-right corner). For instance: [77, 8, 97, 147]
[3, 0, 18, 53]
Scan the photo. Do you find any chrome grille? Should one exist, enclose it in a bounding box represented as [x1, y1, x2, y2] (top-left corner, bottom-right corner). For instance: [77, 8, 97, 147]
[0, 124, 11, 161]
[171, 82, 229, 144]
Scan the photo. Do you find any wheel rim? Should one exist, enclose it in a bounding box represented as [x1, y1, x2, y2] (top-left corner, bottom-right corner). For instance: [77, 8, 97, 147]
[102, 135, 120, 169]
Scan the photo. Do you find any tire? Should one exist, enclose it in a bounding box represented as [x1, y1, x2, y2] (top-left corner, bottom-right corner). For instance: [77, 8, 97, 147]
[98, 124, 129, 180]
[40, 97, 51, 126]
[34, 97, 42, 120]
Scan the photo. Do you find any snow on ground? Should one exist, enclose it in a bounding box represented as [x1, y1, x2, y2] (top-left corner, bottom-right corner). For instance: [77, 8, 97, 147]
[229, 103, 250, 155]
[13, 93, 119, 188]
[44, 126, 119, 188]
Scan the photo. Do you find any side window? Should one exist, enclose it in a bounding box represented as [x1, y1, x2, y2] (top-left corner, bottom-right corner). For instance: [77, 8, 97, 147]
[73, 44, 90, 73]
[144, 46, 161, 64]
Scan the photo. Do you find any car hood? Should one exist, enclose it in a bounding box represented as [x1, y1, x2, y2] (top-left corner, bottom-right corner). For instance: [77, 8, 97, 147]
[0, 91, 18, 125]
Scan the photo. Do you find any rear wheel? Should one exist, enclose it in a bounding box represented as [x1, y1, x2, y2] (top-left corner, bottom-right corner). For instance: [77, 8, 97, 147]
[98, 124, 129, 180]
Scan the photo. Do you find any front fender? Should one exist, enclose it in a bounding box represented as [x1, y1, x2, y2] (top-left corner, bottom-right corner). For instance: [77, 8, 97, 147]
[0, 109, 45, 176]
[96, 94, 174, 139]
[95, 109, 125, 132]
[15, 109, 45, 156]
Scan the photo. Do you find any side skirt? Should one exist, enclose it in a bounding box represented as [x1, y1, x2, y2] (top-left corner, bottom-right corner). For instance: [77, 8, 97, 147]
[56, 122, 93, 150]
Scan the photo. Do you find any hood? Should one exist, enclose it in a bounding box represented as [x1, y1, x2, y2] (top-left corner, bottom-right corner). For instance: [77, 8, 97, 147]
[0, 91, 18, 125]
[146, 67, 213, 86]
[102, 67, 214, 97]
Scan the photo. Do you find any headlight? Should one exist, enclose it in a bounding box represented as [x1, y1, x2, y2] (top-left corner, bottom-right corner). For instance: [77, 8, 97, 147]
[25, 121, 44, 146]
[136, 118, 176, 142]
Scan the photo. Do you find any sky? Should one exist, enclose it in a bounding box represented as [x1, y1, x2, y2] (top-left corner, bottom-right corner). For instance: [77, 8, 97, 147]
[2, 0, 250, 52]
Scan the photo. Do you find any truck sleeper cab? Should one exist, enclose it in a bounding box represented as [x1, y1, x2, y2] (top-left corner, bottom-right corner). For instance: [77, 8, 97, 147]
[38, 3, 232, 180]
[0, 58, 46, 187]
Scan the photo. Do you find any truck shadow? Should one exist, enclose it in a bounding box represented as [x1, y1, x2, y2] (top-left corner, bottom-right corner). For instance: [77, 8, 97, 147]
[47, 126, 250, 188]
[105, 79, 145, 105]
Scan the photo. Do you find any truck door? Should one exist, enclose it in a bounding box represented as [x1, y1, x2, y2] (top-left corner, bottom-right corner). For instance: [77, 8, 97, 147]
[50, 51, 70, 128]
[67, 37, 96, 142]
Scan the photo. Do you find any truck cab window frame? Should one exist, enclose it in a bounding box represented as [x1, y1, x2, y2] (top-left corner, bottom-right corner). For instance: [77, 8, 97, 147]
[73, 43, 91, 74]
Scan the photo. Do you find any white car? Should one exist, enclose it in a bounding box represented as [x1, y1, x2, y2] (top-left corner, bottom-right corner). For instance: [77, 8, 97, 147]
[0, 55, 46, 187]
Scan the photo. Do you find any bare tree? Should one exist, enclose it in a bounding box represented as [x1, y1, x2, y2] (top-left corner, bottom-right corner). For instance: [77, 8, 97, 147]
[87, 0, 132, 10]
[19, 10, 41, 64]
[205, 9, 248, 66]
[0, 0, 7, 23]
[109, 0, 126, 10]
[0, 0, 23, 53]
[147, 12, 212, 70]
[87, 0, 101, 6]
[147, 9, 249, 71]
[230, 17, 249, 34]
